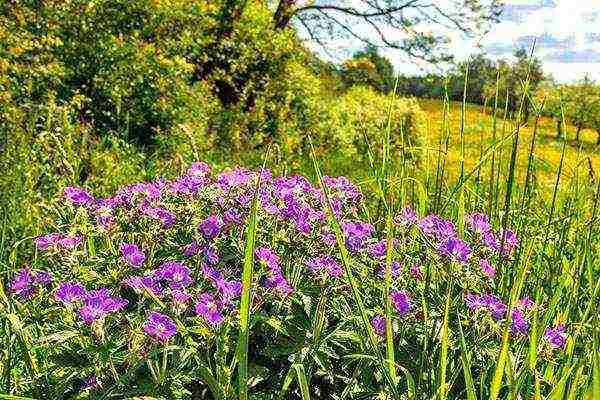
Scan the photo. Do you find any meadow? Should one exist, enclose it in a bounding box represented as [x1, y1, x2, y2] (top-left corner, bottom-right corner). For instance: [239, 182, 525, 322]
[1, 1, 600, 399]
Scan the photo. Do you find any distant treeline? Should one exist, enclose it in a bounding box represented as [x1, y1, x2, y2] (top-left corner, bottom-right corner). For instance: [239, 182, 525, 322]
[335, 46, 600, 142]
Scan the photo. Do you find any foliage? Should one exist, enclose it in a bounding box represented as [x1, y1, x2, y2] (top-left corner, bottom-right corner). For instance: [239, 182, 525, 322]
[341, 45, 395, 93]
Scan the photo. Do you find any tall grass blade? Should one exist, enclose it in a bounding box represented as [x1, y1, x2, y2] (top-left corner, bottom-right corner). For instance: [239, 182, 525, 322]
[236, 149, 270, 400]
[438, 279, 453, 400]
[308, 137, 399, 398]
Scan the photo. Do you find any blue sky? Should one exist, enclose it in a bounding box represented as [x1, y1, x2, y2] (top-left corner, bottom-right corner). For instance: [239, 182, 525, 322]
[305, 0, 600, 82]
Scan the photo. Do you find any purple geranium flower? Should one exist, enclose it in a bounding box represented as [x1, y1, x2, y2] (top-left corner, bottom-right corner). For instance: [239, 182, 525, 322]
[368, 240, 388, 257]
[391, 290, 411, 316]
[438, 238, 471, 264]
[306, 255, 343, 278]
[195, 293, 224, 326]
[34, 271, 52, 285]
[183, 240, 201, 257]
[410, 264, 423, 281]
[499, 229, 519, 256]
[419, 214, 457, 241]
[518, 297, 535, 310]
[203, 245, 220, 265]
[144, 311, 178, 342]
[187, 161, 211, 177]
[544, 324, 567, 349]
[378, 261, 402, 278]
[154, 261, 193, 290]
[510, 309, 529, 336]
[58, 235, 83, 249]
[255, 247, 280, 269]
[394, 206, 418, 226]
[119, 243, 145, 267]
[64, 186, 94, 206]
[123, 275, 163, 296]
[342, 221, 374, 253]
[198, 215, 222, 239]
[9, 268, 37, 300]
[35, 233, 62, 250]
[465, 293, 507, 320]
[56, 282, 87, 305]
[143, 207, 175, 228]
[371, 315, 386, 336]
[78, 288, 128, 324]
[465, 213, 492, 235]
[479, 259, 496, 278]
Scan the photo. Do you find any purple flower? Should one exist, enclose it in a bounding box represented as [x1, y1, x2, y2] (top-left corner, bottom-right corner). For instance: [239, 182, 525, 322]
[56, 282, 87, 305]
[171, 289, 192, 307]
[203, 245, 220, 265]
[306, 255, 343, 278]
[143, 207, 175, 228]
[183, 240, 201, 257]
[170, 175, 206, 195]
[123, 275, 163, 296]
[479, 259, 496, 278]
[465, 293, 506, 320]
[195, 293, 224, 326]
[78, 288, 128, 324]
[481, 231, 499, 251]
[155, 261, 193, 290]
[394, 206, 418, 226]
[144, 311, 177, 342]
[64, 186, 94, 206]
[510, 309, 529, 336]
[35, 233, 62, 250]
[29, 273, 50, 291]
[465, 213, 491, 234]
[438, 238, 471, 264]
[198, 215, 222, 239]
[81, 374, 101, 390]
[119, 243, 145, 267]
[371, 315, 386, 336]
[58, 235, 83, 249]
[187, 161, 211, 177]
[342, 221, 374, 253]
[419, 215, 457, 241]
[9, 268, 37, 300]
[391, 291, 411, 316]
[544, 324, 567, 349]
[255, 247, 280, 269]
[518, 297, 535, 310]
[368, 240, 388, 257]
[320, 229, 337, 246]
[256, 248, 293, 295]
[500, 229, 519, 256]
[378, 261, 402, 278]
[223, 208, 243, 227]
[214, 279, 243, 303]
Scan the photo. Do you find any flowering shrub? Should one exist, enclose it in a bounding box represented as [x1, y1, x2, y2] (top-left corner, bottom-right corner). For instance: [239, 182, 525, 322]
[4, 162, 575, 398]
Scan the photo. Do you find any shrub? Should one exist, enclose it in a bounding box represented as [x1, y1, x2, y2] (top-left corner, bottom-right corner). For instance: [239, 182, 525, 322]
[323, 86, 425, 160]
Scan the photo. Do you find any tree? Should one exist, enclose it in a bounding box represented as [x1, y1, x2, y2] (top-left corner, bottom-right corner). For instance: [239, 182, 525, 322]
[561, 76, 600, 142]
[341, 45, 395, 93]
[273, 0, 503, 63]
[483, 48, 545, 122]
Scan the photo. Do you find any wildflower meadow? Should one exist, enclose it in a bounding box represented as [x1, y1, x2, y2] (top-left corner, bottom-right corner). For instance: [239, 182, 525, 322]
[1, 1, 600, 399]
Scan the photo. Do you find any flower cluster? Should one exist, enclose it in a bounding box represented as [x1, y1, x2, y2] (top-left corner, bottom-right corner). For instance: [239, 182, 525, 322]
[9, 268, 52, 300]
[8, 159, 569, 395]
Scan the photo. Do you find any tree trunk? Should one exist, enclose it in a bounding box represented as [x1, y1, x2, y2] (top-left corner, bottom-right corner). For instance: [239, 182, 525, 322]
[576, 125, 582, 142]
[556, 119, 563, 138]
[273, 0, 295, 29]
[597, 129, 600, 145]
